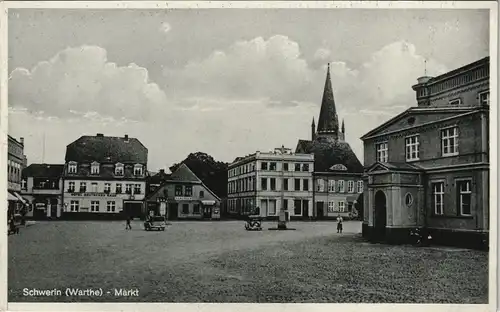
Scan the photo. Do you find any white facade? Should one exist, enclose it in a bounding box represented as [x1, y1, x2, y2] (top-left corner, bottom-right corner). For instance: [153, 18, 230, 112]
[63, 179, 146, 214]
[227, 147, 314, 218]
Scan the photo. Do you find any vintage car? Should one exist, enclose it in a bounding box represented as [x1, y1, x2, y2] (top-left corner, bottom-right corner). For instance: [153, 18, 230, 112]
[144, 215, 167, 231]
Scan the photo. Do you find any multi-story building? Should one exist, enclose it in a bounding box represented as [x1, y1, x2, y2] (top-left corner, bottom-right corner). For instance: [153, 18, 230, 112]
[62, 133, 148, 220]
[144, 164, 221, 220]
[295, 64, 364, 219]
[7, 135, 28, 217]
[21, 164, 64, 220]
[361, 56, 490, 249]
[227, 146, 314, 220]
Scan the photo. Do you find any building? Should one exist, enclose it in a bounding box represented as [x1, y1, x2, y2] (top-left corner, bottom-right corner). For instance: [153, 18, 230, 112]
[295, 64, 364, 219]
[360, 56, 489, 249]
[144, 164, 221, 220]
[227, 146, 314, 220]
[7, 135, 28, 217]
[62, 133, 148, 220]
[21, 164, 64, 219]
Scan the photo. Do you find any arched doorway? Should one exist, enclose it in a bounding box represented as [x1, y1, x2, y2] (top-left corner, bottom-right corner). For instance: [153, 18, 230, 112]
[374, 191, 387, 241]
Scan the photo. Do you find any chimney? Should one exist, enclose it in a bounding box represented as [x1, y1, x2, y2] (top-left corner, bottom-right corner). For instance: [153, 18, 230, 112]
[20, 137, 24, 145]
[124, 134, 129, 141]
[96, 133, 104, 137]
[159, 169, 165, 174]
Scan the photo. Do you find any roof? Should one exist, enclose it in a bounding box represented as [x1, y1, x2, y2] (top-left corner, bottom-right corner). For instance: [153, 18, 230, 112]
[168, 163, 202, 183]
[316, 64, 339, 134]
[295, 137, 364, 173]
[148, 170, 172, 185]
[22, 164, 64, 178]
[65, 134, 147, 164]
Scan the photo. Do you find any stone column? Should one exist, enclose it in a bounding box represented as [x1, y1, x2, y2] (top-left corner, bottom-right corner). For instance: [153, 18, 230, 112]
[47, 199, 51, 218]
[368, 188, 374, 227]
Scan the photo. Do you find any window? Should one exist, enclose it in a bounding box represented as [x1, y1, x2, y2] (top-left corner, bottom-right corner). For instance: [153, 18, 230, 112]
[134, 184, 141, 194]
[479, 91, 490, 106]
[283, 179, 289, 191]
[303, 179, 309, 191]
[91, 182, 98, 193]
[21, 179, 27, 190]
[181, 185, 191, 196]
[101, 183, 110, 193]
[182, 204, 189, 214]
[126, 184, 133, 194]
[405, 193, 413, 207]
[68, 162, 77, 174]
[261, 178, 268, 190]
[328, 201, 335, 213]
[442, 127, 459, 156]
[357, 181, 364, 193]
[449, 98, 461, 105]
[283, 199, 288, 211]
[405, 135, 420, 161]
[90, 201, 100, 212]
[338, 201, 345, 212]
[347, 181, 354, 193]
[457, 180, 472, 216]
[116, 183, 122, 194]
[115, 163, 124, 176]
[261, 162, 268, 170]
[134, 164, 143, 176]
[175, 185, 183, 196]
[268, 200, 277, 215]
[316, 179, 325, 192]
[295, 163, 301, 171]
[79, 182, 87, 193]
[432, 182, 444, 215]
[294, 199, 302, 215]
[269, 162, 277, 171]
[193, 204, 200, 214]
[302, 164, 309, 172]
[270, 178, 276, 191]
[294, 179, 301, 191]
[327, 180, 335, 192]
[91, 162, 100, 175]
[106, 201, 116, 212]
[199, 191, 205, 198]
[376, 142, 388, 163]
[70, 200, 79, 212]
[338, 180, 345, 193]
[283, 163, 289, 171]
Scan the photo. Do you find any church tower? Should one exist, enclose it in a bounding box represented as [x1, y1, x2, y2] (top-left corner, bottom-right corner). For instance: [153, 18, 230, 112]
[315, 63, 342, 142]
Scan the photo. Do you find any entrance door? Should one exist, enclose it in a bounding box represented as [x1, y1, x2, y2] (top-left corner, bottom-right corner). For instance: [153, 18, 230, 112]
[168, 203, 178, 220]
[316, 202, 324, 219]
[50, 199, 58, 219]
[302, 200, 309, 219]
[203, 206, 212, 219]
[374, 191, 387, 241]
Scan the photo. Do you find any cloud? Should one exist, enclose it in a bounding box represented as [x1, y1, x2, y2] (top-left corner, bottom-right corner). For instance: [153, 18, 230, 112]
[160, 22, 171, 33]
[313, 48, 331, 61]
[9, 45, 168, 121]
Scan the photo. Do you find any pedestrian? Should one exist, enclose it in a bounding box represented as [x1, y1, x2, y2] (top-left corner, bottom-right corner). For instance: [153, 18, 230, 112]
[125, 215, 132, 230]
[9, 217, 18, 235]
[337, 214, 343, 233]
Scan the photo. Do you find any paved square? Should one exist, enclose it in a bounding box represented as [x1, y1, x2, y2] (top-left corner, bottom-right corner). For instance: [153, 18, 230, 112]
[9, 221, 488, 303]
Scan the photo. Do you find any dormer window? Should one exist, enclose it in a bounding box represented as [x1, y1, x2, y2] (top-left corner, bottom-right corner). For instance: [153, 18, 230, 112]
[115, 163, 124, 176]
[134, 164, 143, 176]
[91, 162, 100, 175]
[68, 162, 77, 174]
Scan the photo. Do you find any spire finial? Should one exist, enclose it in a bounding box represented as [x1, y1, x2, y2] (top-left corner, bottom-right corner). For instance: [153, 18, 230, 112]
[424, 59, 427, 76]
[341, 119, 345, 133]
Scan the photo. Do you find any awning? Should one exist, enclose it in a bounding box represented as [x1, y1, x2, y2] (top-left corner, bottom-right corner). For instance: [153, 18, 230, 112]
[8, 192, 18, 201]
[13, 192, 28, 205]
[201, 200, 216, 205]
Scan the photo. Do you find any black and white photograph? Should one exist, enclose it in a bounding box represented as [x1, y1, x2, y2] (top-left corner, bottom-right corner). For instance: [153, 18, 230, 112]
[2, 1, 497, 310]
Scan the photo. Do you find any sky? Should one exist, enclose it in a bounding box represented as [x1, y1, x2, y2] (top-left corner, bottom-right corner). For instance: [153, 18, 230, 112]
[7, 8, 490, 171]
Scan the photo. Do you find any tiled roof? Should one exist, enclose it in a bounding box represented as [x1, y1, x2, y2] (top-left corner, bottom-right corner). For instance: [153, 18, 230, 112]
[168, 163, 202, 183]
[22, 164, 64, 178]
[295, 137, 363, 173]
[148, 170, 171, 185]
[317, 64, 340, 135]
[65, 134, 147, 164]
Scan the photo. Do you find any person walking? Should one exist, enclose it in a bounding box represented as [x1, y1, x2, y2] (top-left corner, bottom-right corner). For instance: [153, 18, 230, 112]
[336, 214, 343, 234]
[125, 215, 132, 230]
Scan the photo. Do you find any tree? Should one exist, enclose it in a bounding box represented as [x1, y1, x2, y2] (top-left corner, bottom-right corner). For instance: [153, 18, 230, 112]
[170, 152, 228, 198]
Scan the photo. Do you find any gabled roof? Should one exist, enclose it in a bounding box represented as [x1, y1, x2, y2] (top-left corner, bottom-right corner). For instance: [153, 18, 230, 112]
[295, 137, 363, 173]
[360, 106, 477, 140]
[65, 134, 147, 164]
[168, 163, 202, 183]
[22, 164, 64, 178]
[317, 64, 340, 134]
[366, 162, 423, 173]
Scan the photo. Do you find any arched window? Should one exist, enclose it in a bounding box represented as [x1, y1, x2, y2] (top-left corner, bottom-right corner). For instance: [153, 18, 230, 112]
[91, 162, 100, 175]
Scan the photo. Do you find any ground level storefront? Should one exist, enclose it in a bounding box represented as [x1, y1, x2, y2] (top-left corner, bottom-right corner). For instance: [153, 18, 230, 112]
[145, 199, 220, 220]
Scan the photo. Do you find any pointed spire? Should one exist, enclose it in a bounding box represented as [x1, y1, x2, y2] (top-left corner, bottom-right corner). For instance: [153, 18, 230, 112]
[311, 117, 315, 126]
[316, 63, 339, 137]
[341, 119, 345, 133]
[311, 117, 316, 141]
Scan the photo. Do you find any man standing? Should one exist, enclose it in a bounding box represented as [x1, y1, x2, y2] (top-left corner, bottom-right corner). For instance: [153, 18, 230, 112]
[337, 214, 343, 234]
[126, 215, 132, 230]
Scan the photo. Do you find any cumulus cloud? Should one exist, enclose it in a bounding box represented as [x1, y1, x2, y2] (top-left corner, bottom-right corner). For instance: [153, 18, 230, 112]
[9, 45, 168, 121]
